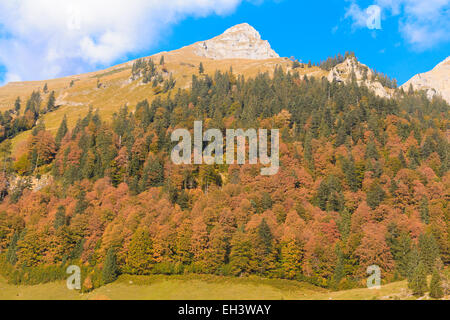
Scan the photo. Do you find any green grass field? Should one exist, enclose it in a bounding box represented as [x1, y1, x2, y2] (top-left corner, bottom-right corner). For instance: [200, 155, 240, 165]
[0, 274, 435, 300]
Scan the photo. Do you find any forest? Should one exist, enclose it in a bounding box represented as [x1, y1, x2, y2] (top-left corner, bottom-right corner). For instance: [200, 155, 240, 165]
[0, 65, 448, 296]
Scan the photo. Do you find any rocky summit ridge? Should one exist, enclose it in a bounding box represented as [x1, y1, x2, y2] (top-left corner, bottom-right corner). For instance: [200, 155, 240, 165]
[401, 56, 450, 103]
[193, 23, 279, 60]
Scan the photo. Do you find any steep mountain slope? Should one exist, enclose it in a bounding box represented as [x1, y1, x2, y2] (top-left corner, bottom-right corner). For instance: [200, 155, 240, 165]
[0, 23, 323, 153]
[402, 57, 450, 103]
[0, 23, 400, 155]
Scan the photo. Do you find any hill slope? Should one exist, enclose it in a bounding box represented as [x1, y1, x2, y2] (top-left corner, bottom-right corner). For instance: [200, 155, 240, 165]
[0, 23, 326, 153]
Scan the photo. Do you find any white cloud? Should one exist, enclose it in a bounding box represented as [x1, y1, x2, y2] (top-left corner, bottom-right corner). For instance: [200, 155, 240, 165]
[344, 0, 450, 50]
[0, 0, 247, 82]
[345, 3, 369, 29]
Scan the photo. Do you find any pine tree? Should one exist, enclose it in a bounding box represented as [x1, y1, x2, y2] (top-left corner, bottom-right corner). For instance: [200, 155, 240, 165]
[159, 55, 165, 65]
[229, 229, 252, 276]
[429, 269, 444, 299]
[419, 233, 440, 274]
[396, 233, 412, 278]
[46, 91, 56, 112]
[6, 232, 19, 265]
[55, 115, 68, 147]
[330, 245, 346, 289]
[419, 197, 429, 224]
[365, 139, 379, 160]
[257, 219, 272, 254]
[408, 261, 427, 296]
[102, 247, 118, 284]
[199, 62, 204, 74]
[53, 206, 66, 229]
[43, 83, 48, 93]
[366, 181, 385, 209]
[14, 97, 21, 113]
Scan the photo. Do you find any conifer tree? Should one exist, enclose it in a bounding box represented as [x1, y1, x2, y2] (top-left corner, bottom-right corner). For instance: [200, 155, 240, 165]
[102, 247, 118, 284]
[54, 206, 66, 229]
[331, 243, 345, 289]
[14, 97, 21, 113]
[199, 62, 204, 74]
[408, 261, 427, 296]
[419, 197, 429, 224]
[429, 269, 444, 299]
[229, 229, 252, 276]
[257, 219, 272, 254]
[46, 91, 56, 112]
[159, 55, 165, 65]
[6, 232, 19, 265]
[419, 233, 440, 274]
[366, 181, 385, 209]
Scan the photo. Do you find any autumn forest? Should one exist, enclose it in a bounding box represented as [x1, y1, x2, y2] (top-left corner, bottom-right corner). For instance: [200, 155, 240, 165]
[0, 64, 448, 295]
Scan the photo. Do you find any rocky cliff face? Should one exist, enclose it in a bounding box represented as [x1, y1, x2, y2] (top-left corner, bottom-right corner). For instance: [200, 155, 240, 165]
[327, 57, 391, 98]
[401, 56, 450, 103]
[193, 23, 279, 60]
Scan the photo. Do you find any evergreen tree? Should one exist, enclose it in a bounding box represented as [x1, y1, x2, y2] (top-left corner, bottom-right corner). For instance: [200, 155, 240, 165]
[408, 261, 427, 296]
[331, 243, 345, 289]
[6, 232, 19, 265]
[54, 206, 66, 229]
[366, 181, 385, 209]
[419, 197, 429, 224]
[46, 91, 56, 112]
[419, 233, 440, 274]
[396, 233, 413, 278]
[365, 139, 379, 160]
[229, 229, 252, 276]
[429, 269, 444, 299]
[257, 219, 272, 254]
[159, 55, 165, 65]
[14, 97, 21, 113]
[102, 247, 118, 284]
[199, 62, 204, 74]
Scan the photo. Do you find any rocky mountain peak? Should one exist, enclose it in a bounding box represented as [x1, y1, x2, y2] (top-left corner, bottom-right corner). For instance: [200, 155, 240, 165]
[402, 56, 450, 103]
[193, 23, 279, 60]
[327, 57, 391, 98]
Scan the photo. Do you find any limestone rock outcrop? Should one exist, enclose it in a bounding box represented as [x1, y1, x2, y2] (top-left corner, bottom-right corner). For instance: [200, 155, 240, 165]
[402, 56, 450, 103]
[327, 57, 391, 98]
[194, 23, 279, 60]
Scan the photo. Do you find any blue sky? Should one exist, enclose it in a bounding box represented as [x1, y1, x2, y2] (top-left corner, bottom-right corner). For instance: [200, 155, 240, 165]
[0, 0, 449, 84]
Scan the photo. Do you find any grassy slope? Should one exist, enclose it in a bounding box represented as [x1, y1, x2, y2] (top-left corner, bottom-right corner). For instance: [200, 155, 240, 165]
[1, 274, 439, 300]
[0, 44, 326, 155]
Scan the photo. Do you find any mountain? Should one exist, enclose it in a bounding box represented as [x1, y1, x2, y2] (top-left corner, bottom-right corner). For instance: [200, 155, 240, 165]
[0, 23, 421, 155]
[326, 56, 392, 98]
[402, 56, 450, 103]
[193, 23, 279, 60]
[0, 24, 448, 298]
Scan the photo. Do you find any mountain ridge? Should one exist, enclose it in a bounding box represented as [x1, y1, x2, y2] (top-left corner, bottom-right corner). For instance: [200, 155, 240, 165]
[0, 23, 447, 156]
[401, 56, 450, 103]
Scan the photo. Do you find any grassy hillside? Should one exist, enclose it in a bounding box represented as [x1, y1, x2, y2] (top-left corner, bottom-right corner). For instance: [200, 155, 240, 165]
[0, 45, 326, 155]
[1, 274, 446, 300]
